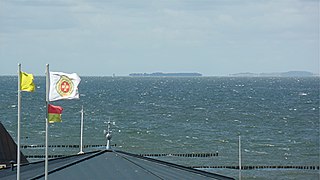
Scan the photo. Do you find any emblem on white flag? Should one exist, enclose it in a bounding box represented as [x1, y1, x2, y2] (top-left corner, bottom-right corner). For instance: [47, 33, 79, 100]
[49, 72, 81, 101]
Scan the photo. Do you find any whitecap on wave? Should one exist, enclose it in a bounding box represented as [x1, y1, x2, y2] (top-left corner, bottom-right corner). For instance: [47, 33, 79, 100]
[244, 149, 268, 155]
[256, 143, 275, 147]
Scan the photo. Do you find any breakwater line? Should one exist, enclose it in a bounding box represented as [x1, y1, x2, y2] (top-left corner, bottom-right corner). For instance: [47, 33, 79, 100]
[21, 144, 108, 149]
[25, 152, 218, 158]
[140, 152, 218, 157]
[22, 144, 219, 157]
[191, 165, 320, 170]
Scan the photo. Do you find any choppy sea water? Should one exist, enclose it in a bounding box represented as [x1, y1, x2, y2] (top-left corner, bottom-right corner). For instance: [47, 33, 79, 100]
[1, 76, 319, 179]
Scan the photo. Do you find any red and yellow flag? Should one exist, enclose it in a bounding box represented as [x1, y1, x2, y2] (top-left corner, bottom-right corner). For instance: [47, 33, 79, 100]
[48, 104, 63, 123]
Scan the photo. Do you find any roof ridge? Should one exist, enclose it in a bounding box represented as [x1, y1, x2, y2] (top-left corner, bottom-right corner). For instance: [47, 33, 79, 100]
[114, 151, 164, 179]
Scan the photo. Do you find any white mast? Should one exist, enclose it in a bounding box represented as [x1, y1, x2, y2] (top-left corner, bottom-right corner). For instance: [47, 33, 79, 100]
[78, 106, 84, 154]
[239, 136, 242, 180]
[104, 121, 112, 150]
[45, 64, 49, 180]
[17, 64, 21, 180]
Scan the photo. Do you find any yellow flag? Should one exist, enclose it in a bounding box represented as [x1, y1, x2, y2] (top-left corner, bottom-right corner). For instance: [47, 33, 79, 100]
[20, 72, 35, 92]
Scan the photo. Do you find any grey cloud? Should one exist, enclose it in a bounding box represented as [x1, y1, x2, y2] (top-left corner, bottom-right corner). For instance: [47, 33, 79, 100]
[0, 0, 77, 33]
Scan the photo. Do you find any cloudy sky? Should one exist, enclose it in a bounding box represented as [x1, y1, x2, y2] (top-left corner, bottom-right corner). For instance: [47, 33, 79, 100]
[0, 0, 319, 76]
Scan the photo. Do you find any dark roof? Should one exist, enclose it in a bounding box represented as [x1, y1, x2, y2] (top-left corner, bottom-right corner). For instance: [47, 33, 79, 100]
[0, 122, 28, 166]
[0, 122, 234, 179]
[0, 150, 234, 180]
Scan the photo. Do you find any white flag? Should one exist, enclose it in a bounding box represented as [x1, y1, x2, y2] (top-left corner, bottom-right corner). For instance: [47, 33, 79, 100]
[49, 72, 81, 101]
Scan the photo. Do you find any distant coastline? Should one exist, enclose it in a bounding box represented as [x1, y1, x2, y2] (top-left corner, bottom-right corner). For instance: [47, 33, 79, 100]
[129, 72, 202, 77]
[0, 71, 317, 77]
[229, 71, 317, 77]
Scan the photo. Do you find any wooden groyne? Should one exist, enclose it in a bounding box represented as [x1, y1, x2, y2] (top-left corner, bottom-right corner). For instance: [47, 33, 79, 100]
[21, 144, 110, 148]
[25, 152, 219, 158]
[21, 145, 320, 171]
[190, 165, 320, 170]
[26, 155, 66, 158]
[140, 152, 218, 158]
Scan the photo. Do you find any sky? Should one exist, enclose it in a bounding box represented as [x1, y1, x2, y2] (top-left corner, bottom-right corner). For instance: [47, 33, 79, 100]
[0, 0, 319, 76]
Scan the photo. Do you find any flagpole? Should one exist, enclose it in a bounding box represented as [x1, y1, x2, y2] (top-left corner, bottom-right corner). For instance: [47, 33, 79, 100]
[78, 106, 84, 154]
[17, 63, 21, 180]
[45, 64, 49, 180]
[239, 135, 242, 180]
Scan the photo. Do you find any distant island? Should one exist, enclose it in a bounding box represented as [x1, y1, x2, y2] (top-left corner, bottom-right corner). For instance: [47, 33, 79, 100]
[129, 72, 202, 77]
[230, 71, 316, 77]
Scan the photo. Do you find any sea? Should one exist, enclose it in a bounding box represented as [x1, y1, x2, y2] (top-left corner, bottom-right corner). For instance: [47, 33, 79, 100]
[1, 76, 319, 179]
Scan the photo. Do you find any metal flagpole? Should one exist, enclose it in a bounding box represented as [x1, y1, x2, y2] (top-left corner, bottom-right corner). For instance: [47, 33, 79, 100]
[239, 136, 242, 180]
[78, 106, 84, 154]
[45, 64, 49, 180]
[17, 63, 21, 180]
